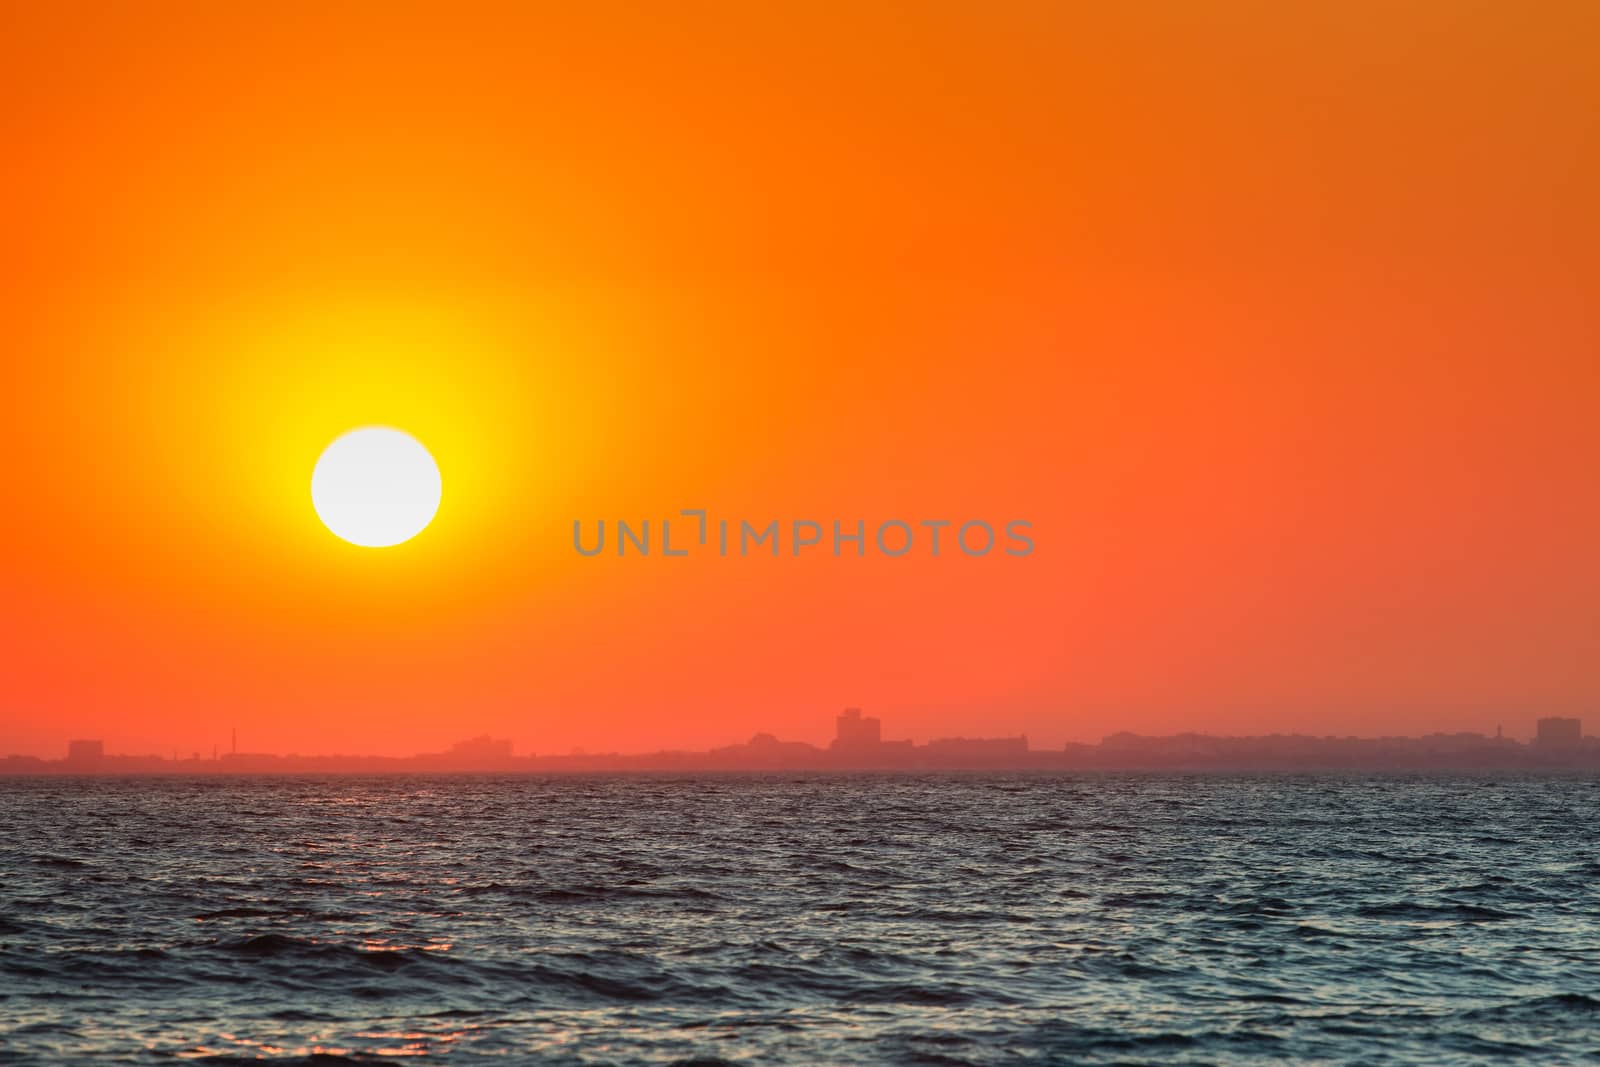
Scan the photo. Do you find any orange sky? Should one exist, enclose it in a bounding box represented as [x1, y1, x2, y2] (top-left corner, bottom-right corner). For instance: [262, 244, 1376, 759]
[2, 3, 1596, 758]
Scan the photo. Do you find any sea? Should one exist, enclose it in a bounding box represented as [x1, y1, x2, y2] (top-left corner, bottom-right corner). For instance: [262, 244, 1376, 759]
[1, 773, 1598, 1065]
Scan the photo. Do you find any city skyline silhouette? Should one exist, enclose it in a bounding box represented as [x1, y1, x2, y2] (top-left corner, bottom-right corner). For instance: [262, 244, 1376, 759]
[7, 708, 1592, 775]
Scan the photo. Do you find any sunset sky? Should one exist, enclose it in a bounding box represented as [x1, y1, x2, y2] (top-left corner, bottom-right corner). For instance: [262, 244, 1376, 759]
[2, 3, 1596, 758]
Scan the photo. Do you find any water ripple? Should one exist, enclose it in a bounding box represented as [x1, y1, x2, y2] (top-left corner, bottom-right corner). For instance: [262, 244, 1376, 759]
[1, 773, 1598, 1063]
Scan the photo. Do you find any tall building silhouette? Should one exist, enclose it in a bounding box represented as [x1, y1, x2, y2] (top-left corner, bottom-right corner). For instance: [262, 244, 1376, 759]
[832, 707, 881, 749]
[65, 740, 104, 767]
[1535, 716, 1582, 749]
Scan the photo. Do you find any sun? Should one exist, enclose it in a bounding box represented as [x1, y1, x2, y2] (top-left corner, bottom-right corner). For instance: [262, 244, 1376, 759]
[311, 427, 442, 547]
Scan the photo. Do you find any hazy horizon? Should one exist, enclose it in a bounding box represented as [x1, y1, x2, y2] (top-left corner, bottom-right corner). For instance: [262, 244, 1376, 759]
[10, 711, 1587, 763]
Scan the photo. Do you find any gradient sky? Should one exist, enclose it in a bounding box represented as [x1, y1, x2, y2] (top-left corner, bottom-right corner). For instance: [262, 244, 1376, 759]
[2, 3, 1596, 758]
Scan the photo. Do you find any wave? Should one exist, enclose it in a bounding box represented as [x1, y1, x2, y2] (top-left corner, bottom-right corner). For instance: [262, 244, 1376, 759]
[1460, 993, 1600, 1021]
[1354, 901, 1519, 921]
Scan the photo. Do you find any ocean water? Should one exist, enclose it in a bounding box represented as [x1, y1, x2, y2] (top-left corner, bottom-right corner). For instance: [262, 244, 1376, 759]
[1, 774, 1598, 1065]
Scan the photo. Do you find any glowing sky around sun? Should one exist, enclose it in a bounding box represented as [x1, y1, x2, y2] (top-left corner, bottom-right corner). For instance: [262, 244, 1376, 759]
[1, 3, 1596, 758]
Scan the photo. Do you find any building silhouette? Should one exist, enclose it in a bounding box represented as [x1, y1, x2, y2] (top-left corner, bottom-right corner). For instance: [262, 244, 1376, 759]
[448, 735, 513, 761]
[832, 707, 881, 749]
[65, 740, 104, 766]
[1535, 716, 1582, 749]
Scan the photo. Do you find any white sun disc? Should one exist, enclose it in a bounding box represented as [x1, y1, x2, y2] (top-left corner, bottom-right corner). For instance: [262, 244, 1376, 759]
[311, 427, 442, 547]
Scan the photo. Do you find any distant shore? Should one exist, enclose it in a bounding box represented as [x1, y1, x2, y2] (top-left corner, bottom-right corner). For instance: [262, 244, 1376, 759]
[6, 728, 1597, 776]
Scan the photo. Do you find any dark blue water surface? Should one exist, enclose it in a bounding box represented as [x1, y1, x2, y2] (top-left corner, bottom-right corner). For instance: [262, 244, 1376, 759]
[1, 774, 1598, 1064]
